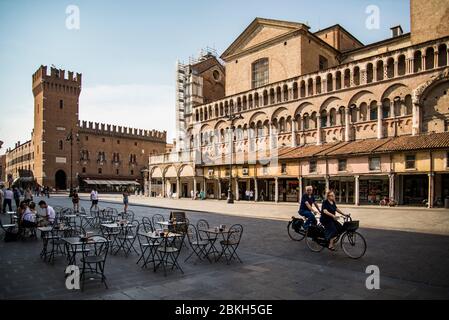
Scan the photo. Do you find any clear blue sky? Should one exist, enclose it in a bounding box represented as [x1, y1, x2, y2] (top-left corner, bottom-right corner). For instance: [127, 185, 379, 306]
[0, 0, 410, 152]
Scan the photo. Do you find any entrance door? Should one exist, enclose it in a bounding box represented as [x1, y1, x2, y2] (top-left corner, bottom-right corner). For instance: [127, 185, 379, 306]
[182, 184, 188, 198]
[55, 170, 67, 190]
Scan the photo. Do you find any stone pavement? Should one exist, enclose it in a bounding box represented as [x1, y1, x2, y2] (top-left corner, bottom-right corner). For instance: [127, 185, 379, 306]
[80, 193, 449, 236]
[1, 195, 449, 300]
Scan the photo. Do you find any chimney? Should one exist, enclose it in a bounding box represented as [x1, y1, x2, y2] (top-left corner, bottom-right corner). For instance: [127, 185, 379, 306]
[391, 25, 403, 38]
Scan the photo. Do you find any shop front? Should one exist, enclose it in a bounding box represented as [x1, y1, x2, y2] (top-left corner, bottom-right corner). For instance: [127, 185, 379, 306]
[358, 176, 389, 205]
[279, 178, 300, 202]
[401, 174, 428, 205]
[302, 178, 327, 202]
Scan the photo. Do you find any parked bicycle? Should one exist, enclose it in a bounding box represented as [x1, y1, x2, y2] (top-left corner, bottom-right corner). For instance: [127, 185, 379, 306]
[379, 197, 397, 207]
[304, 215, 367, 259]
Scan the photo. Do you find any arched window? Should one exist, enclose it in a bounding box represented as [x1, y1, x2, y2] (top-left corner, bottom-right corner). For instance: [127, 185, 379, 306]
[382, 99, 391, 118]
[376, 60, 384, 81]
[414, 51, 422, 72]
[320, 110, 327, 127]
[398, 55, 406, 75]
[329, 108, 337, 126]
[251, 58, 269, 89]
[366, 63, 374, 83]
[353, 67, 360, 85]
[370, 101, 378, 120]
[327, 74, 333, 92]
[438, 44, 448, 67]
[425, 47, 435, 70]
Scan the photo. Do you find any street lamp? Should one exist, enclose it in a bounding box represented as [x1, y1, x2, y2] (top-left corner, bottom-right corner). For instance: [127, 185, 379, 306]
[226, 112, 243, 204]
[66, 129, 80, 191]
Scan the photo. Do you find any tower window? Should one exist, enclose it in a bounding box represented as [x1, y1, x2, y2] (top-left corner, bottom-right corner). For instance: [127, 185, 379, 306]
[85, 136, 88, 141]
[98, 168, 102, 174]
[58, 140, 63, 150]
[59, 100, 64, 109]
[319, 55, 328, 71]
[251, 58, 269, 89]
[102, 138, 106, 142]
[116, 169, 119, 175]
[82, 167, 86, 173]
[131, 170, 134, 175]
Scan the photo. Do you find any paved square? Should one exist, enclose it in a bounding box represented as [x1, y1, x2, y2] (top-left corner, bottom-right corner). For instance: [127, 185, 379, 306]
[1, 195, 449, 300]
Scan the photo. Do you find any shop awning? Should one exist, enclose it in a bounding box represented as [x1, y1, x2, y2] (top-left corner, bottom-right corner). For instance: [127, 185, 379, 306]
[83, 179, 140, 186]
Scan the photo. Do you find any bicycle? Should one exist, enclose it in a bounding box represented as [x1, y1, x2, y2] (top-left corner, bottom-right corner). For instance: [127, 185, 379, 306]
[304, 215, 367, 259]
[287, 216, 306, 241]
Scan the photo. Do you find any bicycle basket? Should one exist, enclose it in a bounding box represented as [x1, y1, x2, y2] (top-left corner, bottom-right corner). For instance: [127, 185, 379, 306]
[343, 220, 359, 232]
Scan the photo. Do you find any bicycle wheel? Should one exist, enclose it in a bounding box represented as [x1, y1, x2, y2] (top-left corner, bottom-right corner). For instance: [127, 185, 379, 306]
[305, 233, 325, 252]
[341, 231, 366, 259]
[287, 221, 306, 241]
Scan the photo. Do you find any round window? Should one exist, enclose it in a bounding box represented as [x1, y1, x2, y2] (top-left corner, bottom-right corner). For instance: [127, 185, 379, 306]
[213, 70, 220, 81]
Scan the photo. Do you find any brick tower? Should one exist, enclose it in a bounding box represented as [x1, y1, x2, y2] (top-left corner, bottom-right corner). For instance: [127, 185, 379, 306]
[32, 65, 82, 189]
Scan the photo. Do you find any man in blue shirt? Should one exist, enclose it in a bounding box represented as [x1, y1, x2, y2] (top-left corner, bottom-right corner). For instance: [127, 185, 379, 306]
[298, 186, 320, 230]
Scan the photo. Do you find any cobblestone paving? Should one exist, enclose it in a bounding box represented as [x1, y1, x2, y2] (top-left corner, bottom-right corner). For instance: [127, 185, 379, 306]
[1, 196, 448, 300]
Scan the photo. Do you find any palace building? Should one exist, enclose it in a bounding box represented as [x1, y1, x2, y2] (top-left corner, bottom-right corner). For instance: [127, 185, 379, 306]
[3, 65, 167, 191]
[147, 0, 449, 207]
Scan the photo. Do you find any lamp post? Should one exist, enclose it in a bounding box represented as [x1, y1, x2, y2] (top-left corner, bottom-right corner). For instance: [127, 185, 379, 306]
[66, 129, 79, 191]
[226, 112, 243, 204]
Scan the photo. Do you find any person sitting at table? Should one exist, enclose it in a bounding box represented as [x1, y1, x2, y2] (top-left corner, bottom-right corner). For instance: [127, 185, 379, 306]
[16, 201, 28, 221]
[38, 200, 56, 226]
[21, 202, 37, 229]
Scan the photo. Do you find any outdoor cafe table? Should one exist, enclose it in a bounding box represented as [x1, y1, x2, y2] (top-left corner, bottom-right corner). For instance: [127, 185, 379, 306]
[38, 226, 72, 261]
[137, 231, 183, 271]
[61, 236, 106, 266]
[101, 222, 135, 255]
[199, 227, 233, 262]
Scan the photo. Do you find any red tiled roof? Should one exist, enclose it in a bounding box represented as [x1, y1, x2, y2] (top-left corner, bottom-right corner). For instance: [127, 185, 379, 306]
[374, 132, 449, 152]
[325, 137, 392, 156]
[279, 142, 342, 159]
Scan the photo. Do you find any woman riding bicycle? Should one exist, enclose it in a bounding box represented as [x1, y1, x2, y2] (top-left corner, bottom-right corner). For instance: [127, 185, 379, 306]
[321, 191, 350, 251]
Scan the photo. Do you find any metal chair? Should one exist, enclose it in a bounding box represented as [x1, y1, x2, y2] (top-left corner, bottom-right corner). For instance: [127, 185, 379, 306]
[156, 233, 185, 276]
[141, 216, 153, 227]
[185, 224, 210, 263]
[151, 214, 165, 228]
[136, 222, 160, 269]
[114, 220, 139, 256]
[219, 224, 243, 264]
[196, 219, 210, 240]
[80, 235, 109, 290]
[0, 218, 18, 242]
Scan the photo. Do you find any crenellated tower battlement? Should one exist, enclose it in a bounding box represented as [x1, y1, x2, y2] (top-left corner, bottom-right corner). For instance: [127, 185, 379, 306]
[78, 120, 167, 142]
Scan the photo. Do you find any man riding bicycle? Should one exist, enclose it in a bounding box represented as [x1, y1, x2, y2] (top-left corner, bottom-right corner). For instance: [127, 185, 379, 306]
[298, 186, 320, 231]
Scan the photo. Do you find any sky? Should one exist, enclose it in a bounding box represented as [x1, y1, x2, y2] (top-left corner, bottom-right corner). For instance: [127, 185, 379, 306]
[0, 0, 410, 153]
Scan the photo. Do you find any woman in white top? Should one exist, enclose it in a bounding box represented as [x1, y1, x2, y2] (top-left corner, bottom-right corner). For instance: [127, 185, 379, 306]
[21, 202, 37, 228]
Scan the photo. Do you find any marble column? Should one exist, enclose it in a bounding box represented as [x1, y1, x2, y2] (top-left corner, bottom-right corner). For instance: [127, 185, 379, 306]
[354, 175, 360, 206]
[344, 107, 351, 142]
[193, 176, 197, 199]
[388, 173, 395, 200]
[316, 114, 322, 146]
[377, 103, 383, 139]
[291, 120, 297, 147]
[412, 103, 421, 136]
[428, 173, 435, 208]
[274, 177, 279, 203]
[254, 178, 258, 202]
